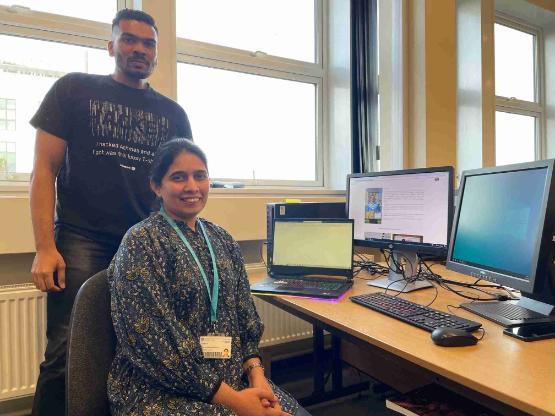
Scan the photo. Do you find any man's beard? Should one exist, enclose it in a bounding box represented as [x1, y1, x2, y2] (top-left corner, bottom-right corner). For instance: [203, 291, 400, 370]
[117, 55, 155, 80]
[125, 67, 153, 79]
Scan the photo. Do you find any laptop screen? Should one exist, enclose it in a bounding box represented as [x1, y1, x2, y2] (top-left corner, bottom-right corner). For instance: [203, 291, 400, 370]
[270, 219, 354, 277]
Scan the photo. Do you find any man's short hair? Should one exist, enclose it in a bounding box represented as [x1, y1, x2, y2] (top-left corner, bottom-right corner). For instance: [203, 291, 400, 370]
[112, 9, 158, 34]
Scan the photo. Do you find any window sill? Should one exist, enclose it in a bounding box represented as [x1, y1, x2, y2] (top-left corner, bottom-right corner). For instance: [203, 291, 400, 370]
[0, 183, 29, 197]
[0, 183, 345, 198]
[209, 187, 345, 196]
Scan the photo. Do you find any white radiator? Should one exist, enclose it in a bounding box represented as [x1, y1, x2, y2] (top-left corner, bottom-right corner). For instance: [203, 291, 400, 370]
[254, 297, 313, 347]
[0, 284, 46, 401]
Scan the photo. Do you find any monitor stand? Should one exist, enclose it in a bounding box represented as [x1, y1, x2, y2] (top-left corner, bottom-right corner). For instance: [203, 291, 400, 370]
[367, 251, 432, 293]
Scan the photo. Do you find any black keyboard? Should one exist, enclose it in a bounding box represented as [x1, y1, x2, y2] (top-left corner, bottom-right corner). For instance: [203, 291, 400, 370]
[276, 278, 344, 291]
[350, 292, 482, 332]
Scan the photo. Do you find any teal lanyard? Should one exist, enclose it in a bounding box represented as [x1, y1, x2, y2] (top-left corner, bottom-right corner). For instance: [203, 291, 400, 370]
[160, 208, 219, 324]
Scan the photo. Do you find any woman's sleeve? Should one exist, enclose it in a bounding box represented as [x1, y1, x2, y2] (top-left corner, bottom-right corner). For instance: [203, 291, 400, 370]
[228, 236, 264, 361]
[108, 229, 222, 402]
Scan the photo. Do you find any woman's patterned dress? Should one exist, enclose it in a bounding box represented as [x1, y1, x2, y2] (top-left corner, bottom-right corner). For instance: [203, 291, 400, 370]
[107, 213, 299, 415]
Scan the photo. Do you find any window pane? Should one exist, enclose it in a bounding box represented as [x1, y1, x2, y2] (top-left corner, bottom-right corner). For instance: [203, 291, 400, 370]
[0, 35, 113, 178]
[0, 0, 116, 23]
[495, 111, 535, 165]
[177, 63, 316, 181]
[494, 23, 535, 101]
[176, 0, 315, 62]
[7, 152, 16, 172]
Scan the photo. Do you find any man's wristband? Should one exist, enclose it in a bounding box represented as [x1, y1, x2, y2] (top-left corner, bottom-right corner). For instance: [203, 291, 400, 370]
[244, 362, 264, 375]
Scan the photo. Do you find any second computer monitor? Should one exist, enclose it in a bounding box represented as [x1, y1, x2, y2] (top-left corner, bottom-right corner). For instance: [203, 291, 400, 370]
[347, 166, 454, 292]
[446, 159, 555, 326]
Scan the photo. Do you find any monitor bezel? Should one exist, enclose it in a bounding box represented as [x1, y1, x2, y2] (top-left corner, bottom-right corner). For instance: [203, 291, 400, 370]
[268, 218, 354, 278]
[346, 166, 454, 256]
[446, 159, 555, 294]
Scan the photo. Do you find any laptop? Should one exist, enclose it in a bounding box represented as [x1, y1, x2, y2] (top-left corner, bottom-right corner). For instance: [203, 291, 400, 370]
[250, 218, 354, 299]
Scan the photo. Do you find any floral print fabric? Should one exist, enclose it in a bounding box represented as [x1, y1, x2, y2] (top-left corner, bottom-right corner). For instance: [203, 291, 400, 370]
[107, 213, 299, 415]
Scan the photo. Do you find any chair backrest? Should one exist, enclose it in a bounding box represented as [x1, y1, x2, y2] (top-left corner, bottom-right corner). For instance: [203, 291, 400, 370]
[66, 269, 115, 416]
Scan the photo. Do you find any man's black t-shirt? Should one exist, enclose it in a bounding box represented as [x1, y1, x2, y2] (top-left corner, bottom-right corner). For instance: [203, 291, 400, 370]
[31, 73, 192, 244]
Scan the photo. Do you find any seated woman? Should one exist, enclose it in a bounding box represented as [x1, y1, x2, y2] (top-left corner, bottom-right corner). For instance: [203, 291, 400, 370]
[108, 138, 311, 416]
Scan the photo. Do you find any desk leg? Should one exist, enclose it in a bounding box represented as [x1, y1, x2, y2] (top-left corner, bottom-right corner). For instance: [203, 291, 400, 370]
[299, 325, 369, 407]
[313, 325, 325, 394]
[331, 334, 342, 391]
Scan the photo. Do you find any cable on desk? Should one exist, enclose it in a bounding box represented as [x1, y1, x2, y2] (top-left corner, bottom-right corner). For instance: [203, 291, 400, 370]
[418, 258, 519, 301]
[353, 250, 518, 306]
[446, 304, 461, 315]
[377, 252, 510, 305]
[383, 250, 439, 293]
[353, 249, 441, 305]
[353, 251, 389, 279]
[476, 327, 486, 340]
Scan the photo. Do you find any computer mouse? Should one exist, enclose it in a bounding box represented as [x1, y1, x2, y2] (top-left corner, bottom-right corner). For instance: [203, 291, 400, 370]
[431, 327, 479, 347]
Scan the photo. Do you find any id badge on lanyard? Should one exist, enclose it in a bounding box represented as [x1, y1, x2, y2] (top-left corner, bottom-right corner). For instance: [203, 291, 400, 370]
[200, 334, 232, 359]
[160, 208, 231, 359]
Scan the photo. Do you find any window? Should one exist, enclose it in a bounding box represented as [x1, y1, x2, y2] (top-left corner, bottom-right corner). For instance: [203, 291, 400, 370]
[0, 141, 16, 174]
[0, 3, 116, 181]
[177, 64, 316, 181]
[494, 16, 543, 165]
[0, 35, 113, 180]
[0, 0, 116, 23]
[175, 1, 323, 186]
[0, 98, 16, 131]
[0, 1, 340, 187]
[495, 112, 535, 165]
[176, 0, 315, 63]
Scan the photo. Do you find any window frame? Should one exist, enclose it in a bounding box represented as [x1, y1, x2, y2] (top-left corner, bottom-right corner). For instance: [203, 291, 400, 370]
[0, 3, 122, 182]
[0, 98, 16, 131]
[494, 13, 545, 162]
[175, 0, 326, 187]
[0, 1, 334, 189]
[0, 140, 16, 174]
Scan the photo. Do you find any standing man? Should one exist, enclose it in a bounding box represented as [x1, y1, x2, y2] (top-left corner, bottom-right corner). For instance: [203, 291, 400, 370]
[29, 9, 192, 415]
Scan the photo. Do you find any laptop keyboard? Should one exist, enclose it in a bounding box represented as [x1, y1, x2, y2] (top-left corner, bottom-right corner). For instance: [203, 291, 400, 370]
[275, 278, 345, 291]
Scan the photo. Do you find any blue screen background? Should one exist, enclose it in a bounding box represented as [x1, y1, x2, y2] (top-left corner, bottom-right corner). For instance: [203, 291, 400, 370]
[451, 168, 547, 278]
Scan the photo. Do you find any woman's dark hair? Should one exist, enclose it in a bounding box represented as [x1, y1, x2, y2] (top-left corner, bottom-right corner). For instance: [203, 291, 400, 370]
[149, 138, 208, 186]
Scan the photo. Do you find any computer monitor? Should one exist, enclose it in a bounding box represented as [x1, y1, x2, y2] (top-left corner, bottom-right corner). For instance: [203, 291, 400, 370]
[446, 160, 555, 327]
[347, 166, 454, 292]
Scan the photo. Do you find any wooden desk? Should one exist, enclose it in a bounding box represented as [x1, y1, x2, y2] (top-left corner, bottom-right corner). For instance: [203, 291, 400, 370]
[250, 266, 555, 416]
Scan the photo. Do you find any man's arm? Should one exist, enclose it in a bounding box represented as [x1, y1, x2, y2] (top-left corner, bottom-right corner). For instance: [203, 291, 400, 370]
[30, 128, 67, 292]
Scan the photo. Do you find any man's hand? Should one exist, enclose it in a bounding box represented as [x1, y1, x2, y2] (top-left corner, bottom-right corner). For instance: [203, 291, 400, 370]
[31, 248, 66, 292]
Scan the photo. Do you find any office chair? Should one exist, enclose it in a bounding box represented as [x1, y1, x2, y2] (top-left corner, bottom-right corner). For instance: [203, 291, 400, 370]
[66, 269, 115, 416]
